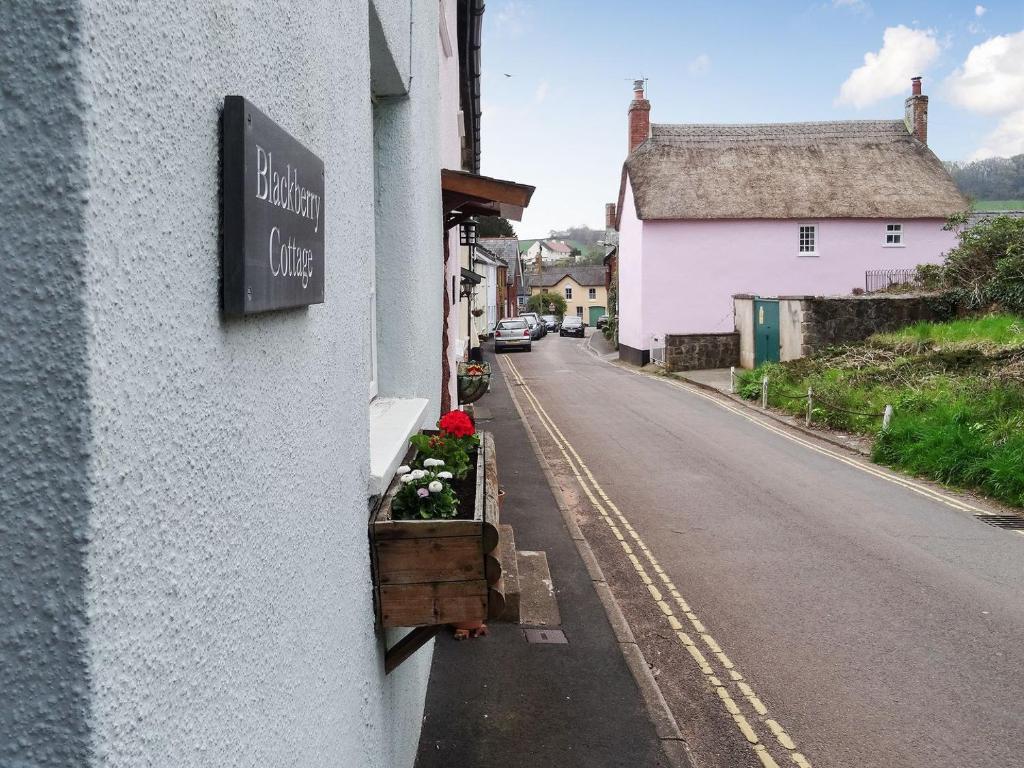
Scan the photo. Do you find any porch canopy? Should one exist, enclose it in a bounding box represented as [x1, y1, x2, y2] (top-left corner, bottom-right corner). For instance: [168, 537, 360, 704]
[442, 168, 535, 230]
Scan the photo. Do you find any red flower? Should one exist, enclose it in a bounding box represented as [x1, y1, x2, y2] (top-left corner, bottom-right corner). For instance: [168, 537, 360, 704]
[439, 410, 475, 438]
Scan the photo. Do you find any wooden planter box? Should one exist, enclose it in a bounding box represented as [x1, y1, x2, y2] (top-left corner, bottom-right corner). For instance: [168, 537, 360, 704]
[370, 432, 504, 629]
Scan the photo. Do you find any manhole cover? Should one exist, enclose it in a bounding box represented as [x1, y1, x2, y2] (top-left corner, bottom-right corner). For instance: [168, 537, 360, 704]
[524, 628, 567, 644]
[976, 514, 1024, 530]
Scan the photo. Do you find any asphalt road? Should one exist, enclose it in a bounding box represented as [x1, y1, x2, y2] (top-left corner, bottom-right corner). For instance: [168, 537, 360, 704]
[495, 328, 1024, 768]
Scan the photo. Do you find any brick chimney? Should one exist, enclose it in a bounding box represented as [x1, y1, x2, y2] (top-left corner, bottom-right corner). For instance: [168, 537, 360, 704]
[904, 76, 928, 145]
[605, 202, 617, 229]
[628, 79, 651, 153]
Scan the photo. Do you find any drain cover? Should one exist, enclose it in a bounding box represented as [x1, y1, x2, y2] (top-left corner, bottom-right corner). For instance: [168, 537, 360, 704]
[976, 514, 1024, 530]
[524, 628, 568, 644]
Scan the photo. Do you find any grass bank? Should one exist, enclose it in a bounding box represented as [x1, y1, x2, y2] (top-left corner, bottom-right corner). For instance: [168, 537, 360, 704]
[737, 315, 1024, 507]
[972, 200, 1024, 211]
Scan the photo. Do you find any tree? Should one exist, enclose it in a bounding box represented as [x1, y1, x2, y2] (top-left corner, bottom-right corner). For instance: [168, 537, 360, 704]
[937, 214, 1024, 312]
[477, 216, 516, 238]
[944, 154, 1024, 202]
[528, 291, 567, 317]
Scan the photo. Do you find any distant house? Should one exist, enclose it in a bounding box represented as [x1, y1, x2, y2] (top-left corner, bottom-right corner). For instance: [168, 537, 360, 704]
[478, 236, 524, 320]
[611, 77, 968, 365]
[522, 239, 577, 268]
[529, 265, 608, 325]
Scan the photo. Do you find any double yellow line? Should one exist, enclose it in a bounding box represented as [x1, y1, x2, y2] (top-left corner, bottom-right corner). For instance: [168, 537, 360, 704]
[501, 354, 813, 768]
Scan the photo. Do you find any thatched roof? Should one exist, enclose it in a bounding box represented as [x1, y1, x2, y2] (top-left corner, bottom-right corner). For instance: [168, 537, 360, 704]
[529, 266, 606, 288]
[623, 121, 968, 221]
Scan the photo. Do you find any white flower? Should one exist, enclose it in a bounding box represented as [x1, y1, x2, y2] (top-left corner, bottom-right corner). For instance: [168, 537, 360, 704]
[411, 469, 426, 479]
[423, 458, 444, 467]
[437, 471, 453, 479]
[428, 481, 443, 493]
[396, 465, 411, 475]
[400, 474, 414, 483]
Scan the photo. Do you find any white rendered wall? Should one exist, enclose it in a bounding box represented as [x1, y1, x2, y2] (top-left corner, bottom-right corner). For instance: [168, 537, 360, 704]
[3, 2, 443, 767]
[617, 182, 645, 352]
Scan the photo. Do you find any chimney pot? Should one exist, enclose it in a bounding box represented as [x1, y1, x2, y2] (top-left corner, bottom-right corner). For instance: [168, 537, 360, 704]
[628, 81, 651, 154]
[905, 77, 928, 145]
[605, 202, 617, 230]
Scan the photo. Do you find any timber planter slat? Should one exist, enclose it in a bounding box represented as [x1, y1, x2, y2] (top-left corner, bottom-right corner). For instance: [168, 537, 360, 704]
[370, 431, 504, 630]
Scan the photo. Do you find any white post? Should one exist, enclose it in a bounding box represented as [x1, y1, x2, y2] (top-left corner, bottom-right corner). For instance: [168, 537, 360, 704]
[761, 375, 768, 409]
[883, 404, 893, 430]
[729, 366, 736, 394]
[806, 387, 813, 427]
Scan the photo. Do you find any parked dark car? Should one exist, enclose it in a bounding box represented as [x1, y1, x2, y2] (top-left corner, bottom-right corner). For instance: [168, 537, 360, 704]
[559, 316, 585, 337]
[541, 314, 561, 331]
[596, 314, 609, 330]
[494, 318, 532, 352]
[520, 312, 546, 337]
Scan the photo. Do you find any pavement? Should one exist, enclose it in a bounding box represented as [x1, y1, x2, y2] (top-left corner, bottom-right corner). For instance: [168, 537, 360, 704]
[494, 328, 1024, 768]
[414, 345, 676, 768]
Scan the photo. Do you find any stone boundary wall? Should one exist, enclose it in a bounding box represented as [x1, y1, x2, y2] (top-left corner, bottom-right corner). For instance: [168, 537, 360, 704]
[665, 333, 740, 372]
[780, 294, 955, 358]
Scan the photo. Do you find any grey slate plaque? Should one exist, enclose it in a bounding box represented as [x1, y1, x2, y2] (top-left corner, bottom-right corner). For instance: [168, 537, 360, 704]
[221, 96, 325, 315]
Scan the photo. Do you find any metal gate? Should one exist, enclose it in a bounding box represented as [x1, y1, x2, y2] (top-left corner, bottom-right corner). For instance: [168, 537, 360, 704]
[753, 299, 780, 366]
[650, 334, 665, 366]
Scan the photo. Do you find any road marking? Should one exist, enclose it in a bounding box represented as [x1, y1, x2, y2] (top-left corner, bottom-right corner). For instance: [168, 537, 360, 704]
[499, 354, 811, 767]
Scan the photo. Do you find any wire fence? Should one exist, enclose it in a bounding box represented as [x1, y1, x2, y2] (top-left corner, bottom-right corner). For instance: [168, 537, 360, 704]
[730, 368, 893, 430]
[864, 268, 918, 293]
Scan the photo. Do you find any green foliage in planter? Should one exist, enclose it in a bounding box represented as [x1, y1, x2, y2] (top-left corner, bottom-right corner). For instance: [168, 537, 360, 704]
[409, 411, 480, 480]
[391, 466, 458, 520]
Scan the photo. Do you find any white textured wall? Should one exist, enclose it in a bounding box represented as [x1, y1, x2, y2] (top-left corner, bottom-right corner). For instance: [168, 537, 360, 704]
[3, 1, 441, 767]
[1, 3, 93, 765]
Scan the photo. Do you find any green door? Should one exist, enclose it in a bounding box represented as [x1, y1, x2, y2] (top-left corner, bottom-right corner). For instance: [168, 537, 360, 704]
[588, 306, 605, 326]
[753, 299, 780, 366]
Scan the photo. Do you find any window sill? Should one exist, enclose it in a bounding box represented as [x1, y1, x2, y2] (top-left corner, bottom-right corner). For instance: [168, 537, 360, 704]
[368, 397, 429, 498]
[882, 244, 906, 248]
[797, 253, 819, 258]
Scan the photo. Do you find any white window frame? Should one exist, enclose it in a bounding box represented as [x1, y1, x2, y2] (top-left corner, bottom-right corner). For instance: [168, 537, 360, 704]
[798, 224, 818, 257]
[588, 287, 597, 299]
[576, 306, 583, 316]
[564, 286, 573, 299]
[883, 223, 904, 247]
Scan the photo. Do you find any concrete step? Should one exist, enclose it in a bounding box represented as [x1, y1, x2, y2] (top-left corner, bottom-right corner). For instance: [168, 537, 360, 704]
[516, 550, 561, 627]
[498, 524, 520, 623]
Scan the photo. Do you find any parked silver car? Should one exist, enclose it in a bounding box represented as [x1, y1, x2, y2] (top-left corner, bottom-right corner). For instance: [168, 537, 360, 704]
[519, 312, 547, 338]
[494, 318, 533, 352]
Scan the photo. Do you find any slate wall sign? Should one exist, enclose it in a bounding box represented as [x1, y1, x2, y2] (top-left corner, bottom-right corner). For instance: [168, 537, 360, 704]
[222, 96, 325, 315]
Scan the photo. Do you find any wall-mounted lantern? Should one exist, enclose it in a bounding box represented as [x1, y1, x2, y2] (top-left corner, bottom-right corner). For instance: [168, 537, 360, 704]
[460, 218, 479, 248]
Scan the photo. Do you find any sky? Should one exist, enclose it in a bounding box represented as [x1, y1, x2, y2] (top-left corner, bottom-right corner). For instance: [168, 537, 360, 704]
[477, 1, 1024, 238]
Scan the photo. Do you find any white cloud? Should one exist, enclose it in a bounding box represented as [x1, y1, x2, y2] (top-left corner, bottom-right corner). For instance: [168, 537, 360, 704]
[970, 109, 1024, 159]
[534, 81, 549, 104]
[833, 0, 870, 14]
[945, 30, 1024, 114]
[494, 1, 530, 38]
[975, 5, 987, 16]
[688, 54, 711, 76]
[836, 26, 941, 108]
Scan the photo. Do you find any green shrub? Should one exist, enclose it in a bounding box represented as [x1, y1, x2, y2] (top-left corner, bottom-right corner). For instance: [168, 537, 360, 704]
[735, 319, 1024, 506]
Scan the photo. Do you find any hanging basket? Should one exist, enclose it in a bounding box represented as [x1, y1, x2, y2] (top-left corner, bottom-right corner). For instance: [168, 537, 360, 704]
[457, 361, 491, 405]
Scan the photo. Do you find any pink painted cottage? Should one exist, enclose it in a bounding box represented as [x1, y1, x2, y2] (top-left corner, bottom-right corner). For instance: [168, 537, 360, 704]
[610, 78, 968, 365]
